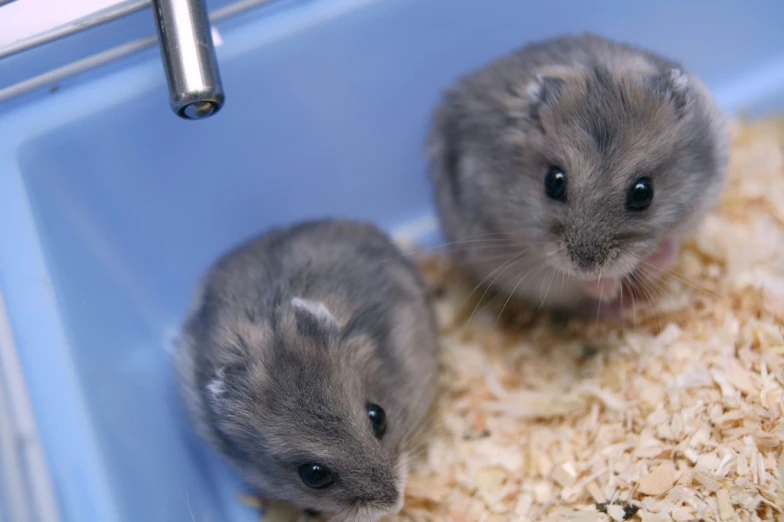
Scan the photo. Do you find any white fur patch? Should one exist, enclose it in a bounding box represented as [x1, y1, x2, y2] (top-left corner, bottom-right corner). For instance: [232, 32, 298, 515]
[206, 368, 225, 399]
[291, 297, 339, 329]
[668, 68, 689, 92]
[526, 75, 546, 103]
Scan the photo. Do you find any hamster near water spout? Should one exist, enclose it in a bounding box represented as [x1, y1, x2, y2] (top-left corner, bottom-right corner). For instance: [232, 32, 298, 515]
[175, 219, 440, 521]
[428, 34, 729, 318]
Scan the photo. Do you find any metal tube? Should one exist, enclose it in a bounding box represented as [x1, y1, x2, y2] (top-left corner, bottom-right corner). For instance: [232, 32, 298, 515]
[0, 0, 273, 106]
[150, 0, 224, 119]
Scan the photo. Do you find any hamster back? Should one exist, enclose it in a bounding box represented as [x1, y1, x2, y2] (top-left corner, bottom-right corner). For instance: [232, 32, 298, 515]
[175, 219, 439, 521]
[428, 33, 729, 316]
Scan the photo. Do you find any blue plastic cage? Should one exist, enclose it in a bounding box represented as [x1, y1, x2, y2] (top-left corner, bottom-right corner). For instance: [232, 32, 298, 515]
[1, 0, 784, 521]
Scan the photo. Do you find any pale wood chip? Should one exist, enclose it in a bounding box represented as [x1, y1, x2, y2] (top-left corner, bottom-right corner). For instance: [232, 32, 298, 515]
[605, 504, 626, 521]
[717, 488, 735, 520]
[639, 463, 676, 496]
[405, 476, 451, 503]
[586, 482, 606, 504]
[720, 359, 759, 395]
[476, 467, 508, 499]
[534, 480, 553, 504]
[671, 506, 694, 521]
[558, 510, 606, 522]
[694, 471, 722, 492]
[514, 492, 534, 516]
[638, 510, 668, 522]
[779, 451, 784, 491]
[552, 462, 578, 487]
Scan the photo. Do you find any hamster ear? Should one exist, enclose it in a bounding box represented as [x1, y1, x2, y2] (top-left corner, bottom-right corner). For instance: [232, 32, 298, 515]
[526, 74, 566, 131]
[650, 68, 690, 119]
[290, 297, 340, 343]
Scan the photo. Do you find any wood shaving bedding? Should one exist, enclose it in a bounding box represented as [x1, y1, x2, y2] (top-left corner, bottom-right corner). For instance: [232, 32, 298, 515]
[253, 119, 784, 521]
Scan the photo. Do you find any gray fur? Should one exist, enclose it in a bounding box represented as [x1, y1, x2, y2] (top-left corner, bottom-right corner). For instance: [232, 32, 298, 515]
[428, 33, 729, 311]
[175, 219, 439, 520]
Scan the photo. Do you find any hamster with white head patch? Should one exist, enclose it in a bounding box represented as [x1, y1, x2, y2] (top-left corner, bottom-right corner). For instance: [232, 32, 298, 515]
[175, 219, 440, 521]
[428, 34, 729, 318]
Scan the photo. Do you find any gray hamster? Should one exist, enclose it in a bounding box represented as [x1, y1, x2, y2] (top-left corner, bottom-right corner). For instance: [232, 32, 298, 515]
[175, 219, 440, 521]
[428, 33, 729, 317]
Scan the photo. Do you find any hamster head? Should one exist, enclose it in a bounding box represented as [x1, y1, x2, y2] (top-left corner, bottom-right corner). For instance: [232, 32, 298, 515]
[206, 297, 408, 521]
[489, 64, 727, 287]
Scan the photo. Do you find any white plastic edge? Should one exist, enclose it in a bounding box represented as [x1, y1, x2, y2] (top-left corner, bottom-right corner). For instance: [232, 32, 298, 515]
[0, 288, 61, 522]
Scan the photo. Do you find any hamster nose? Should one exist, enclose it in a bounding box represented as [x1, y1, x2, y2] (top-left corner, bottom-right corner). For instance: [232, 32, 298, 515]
[568, 243, 605, 271]
[357, 474, 399, 507]
[379, 482, 400, 507]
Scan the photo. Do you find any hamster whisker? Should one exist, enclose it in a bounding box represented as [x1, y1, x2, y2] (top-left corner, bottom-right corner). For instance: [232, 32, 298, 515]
[400, 412, 448, 458]
[403, 413, 446, 444]
[365, 506, 384, 522]
[495, 262, 548, 325]
[637, 276, 669, 326]
[644, 260, 719, 298]
[396, 423, 447, 468]
[618, 275, 626, 324]
[406, 411, 447, 443]
[595, 269, 606, 325]
[401, 417, 441, 452]
[387, 234, 518, 259]
[398, 231, 509, 246]
[445, 241, 525, 250]
[628, 270, 662, 331]
[334, 505, 354, 522]
[378, 240, 525, 270]
[328, 505, 353, 522]
[184, 484, 198, 522]
[402, 384, 446, 442]
[395, 449, 427, 473]
[637, 269, 669, 300]
[560, 269, 567, 296]
[451, 248, 536, 265]
[539, 267, 558, 312]
[625, 256, 670, 302]
[457, 249, 532, 331]
[622, 249, 719, 299]
[408, 416, 447, 443]
[620, 275, 638, 327]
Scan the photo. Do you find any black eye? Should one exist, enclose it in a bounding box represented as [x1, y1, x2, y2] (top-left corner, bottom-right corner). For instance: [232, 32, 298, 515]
[366, 403, 387, 439]
[544, 166, 567, 201]
[627, 177, 654, 211]
[298, 463, 335, 489]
